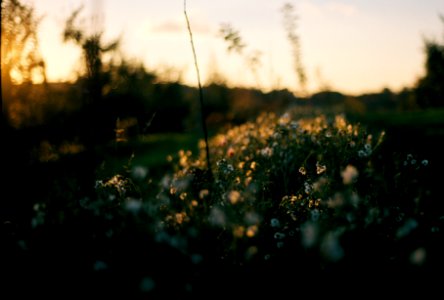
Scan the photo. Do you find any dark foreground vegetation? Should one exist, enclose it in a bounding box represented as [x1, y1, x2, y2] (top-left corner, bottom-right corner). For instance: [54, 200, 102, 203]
[1, 0, 444, 297]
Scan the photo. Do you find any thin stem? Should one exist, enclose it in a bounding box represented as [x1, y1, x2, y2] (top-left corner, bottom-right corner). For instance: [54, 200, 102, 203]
[184, 0, 212, 176]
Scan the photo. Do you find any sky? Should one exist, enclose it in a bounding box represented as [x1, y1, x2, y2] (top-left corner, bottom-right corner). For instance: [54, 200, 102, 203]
[28, 0, 444, 95]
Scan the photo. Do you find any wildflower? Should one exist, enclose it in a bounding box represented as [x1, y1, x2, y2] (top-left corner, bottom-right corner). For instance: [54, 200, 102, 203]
[279, 112, 291, 125]
[290, 121, 299, 129]
[227, 147, 235, 157]
[396, 218, 418, 239]
[341, 165, 359, 185]
[131, 166, 148, 180]
[209, 207, 226, 226]
[245, 212, 261, 225]
[270, 218, 280, 228]
[301, 222, 318, 248]
[233, 226, 245, 238]
[299, 166, 307, 175]
[421, 159, 429, 166]
[320, 232, 344, 262]
[313, 177, 328, 192]
[95, 180, 103, 189]
[175, 212, 186, 224]
[199, 189, 209, 199]
[410, 248, 426, 266]
[125, 198, 142, 213]
[311, 209, 320, 221]
[228, 190, 241, 204]
[308, 199, 314, 208]
[316, 162, 327, 174]
[261, 147, 273, 157]
[246, 225, 258, 237]
[274, 232, 285, 240]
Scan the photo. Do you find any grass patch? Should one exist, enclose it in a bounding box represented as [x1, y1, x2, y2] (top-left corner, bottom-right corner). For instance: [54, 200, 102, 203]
[349, 108, 444, 131]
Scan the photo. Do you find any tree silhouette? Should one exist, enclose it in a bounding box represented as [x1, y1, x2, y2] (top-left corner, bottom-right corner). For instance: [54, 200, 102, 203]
[63, 6, 120, 144]
[415, 16, 444, 108]
[63, 6, 119, 103]
[1, 0, 46, 119]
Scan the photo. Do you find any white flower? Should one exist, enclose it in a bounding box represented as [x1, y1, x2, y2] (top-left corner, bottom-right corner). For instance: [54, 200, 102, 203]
[311, 209, 320, 221]
[274, 232, 285, 240]
[270, 218, 280, 228]
[125, 198, 142, 213]
[260, 147, 273, 157]
[209, 207, 226, 227]
[410, 248, 426, 266]
[301, 222, 319, 248]
[132, 166, 148, 180]
[304, 182, 312, 194]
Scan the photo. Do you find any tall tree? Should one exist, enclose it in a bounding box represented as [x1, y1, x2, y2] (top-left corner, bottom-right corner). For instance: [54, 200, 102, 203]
[415, 16, 444, 108]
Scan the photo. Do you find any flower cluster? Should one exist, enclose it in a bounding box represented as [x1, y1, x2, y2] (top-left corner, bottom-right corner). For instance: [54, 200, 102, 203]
[155, 112, 391, 263]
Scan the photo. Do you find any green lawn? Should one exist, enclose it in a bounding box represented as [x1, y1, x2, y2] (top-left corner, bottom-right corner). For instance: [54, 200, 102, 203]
[98, 132, 201, 178]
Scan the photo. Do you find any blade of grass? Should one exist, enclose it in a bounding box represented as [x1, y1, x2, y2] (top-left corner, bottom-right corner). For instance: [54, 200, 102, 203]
[183, 0, 212, 177]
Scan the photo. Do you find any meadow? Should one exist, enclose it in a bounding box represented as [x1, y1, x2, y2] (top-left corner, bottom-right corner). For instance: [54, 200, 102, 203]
[2, 0, 444, 297]
[3, 108, 443, 297]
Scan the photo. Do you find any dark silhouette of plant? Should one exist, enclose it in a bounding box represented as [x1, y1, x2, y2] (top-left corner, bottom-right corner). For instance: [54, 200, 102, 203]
[63, 6, 120, 144]
[63, 6, 119, 103]
[184, 0, 212, 178]
[219, 23, 262, 87]
[415, 15, 444, 108]
[219, 23, 246, 54]
[281, 2, 307, 95]
[1, 0, 46, 116]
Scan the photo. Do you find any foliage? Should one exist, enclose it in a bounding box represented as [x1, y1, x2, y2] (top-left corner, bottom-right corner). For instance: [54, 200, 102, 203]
[281, 2, 307, 95]
[219, 23, 262, 87]
[1, 0, 46, 85]
[415, 16, 444, 108]
[63, 5, 119, 101]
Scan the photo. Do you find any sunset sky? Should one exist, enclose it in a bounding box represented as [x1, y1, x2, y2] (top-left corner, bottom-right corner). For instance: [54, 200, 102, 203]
[30, 0, 444, 95]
